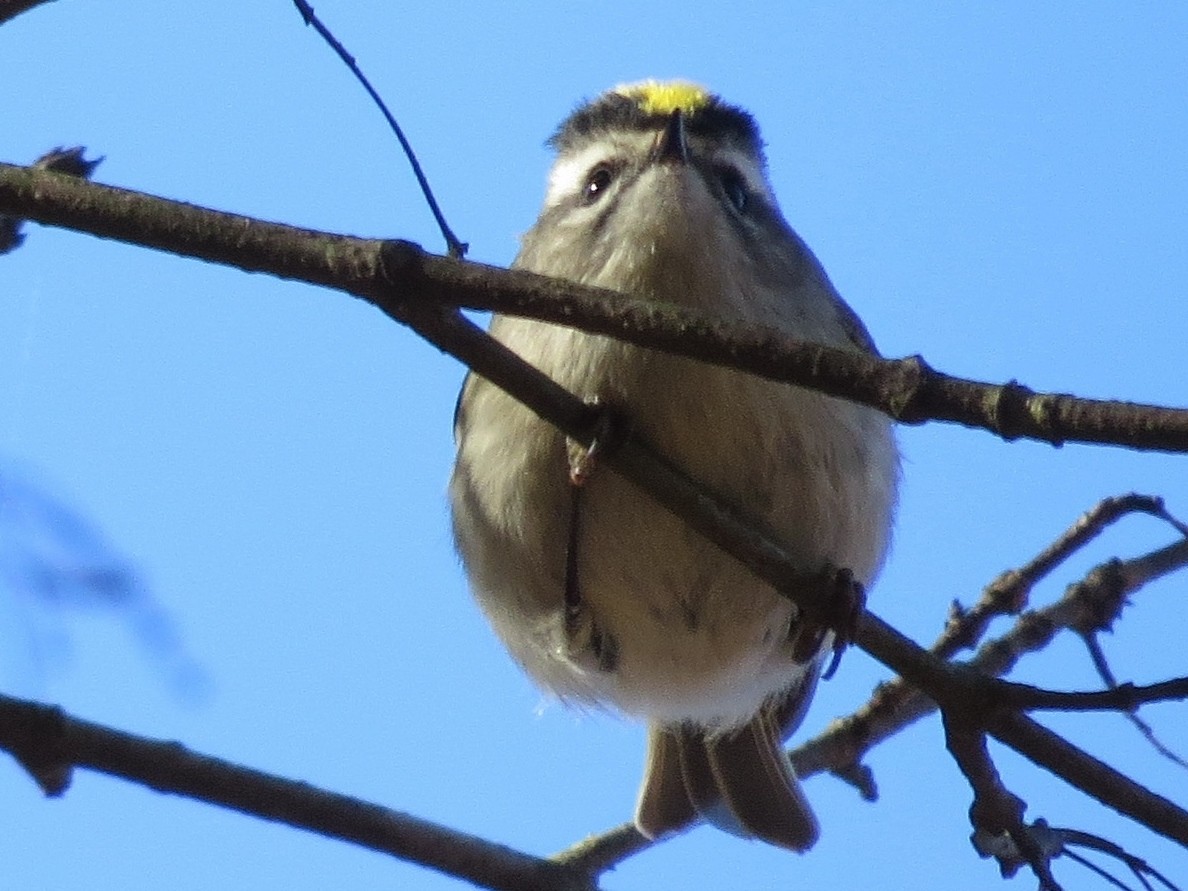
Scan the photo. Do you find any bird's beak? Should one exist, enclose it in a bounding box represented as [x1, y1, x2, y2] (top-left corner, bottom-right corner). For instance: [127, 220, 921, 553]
[652, 108, 689, 164]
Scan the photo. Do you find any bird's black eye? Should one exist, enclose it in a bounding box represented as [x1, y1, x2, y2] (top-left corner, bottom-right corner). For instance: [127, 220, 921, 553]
[719, 168, 749, 213]
[583, 165, 616, 204]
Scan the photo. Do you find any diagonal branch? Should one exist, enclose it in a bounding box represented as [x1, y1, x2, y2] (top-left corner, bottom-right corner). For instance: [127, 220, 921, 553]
[290, 0, 467, 259]
[786, 495, 1188, 798]
[2, 162, 1188, 453]
[0, 693, 599, 891]
[937, 494, 1186, 660]
[0, 0, 56, 26]
[986, 711, 1188, 848]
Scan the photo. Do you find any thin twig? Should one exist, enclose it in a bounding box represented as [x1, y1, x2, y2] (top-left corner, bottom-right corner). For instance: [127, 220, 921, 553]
[785, 503, 1188, 797]
[974, 539, 1188, 680]
[1123, 711, 1188, 770]
[790, 495, 1180, 794]
[993, 677, 1188, 712]
[988, 711, 1188, 848]
[1061, 851, 1143, 891]
[1084, 623, 1188, 769]
[935, 494, 1174, 661]
[1059, 826, 1182, 891]
[291, 0, 467, 259]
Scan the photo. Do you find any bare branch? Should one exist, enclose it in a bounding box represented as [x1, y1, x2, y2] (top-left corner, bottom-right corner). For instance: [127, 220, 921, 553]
[552, 825, 651, 875]
[994, 677, 1188, 712]
[0, 0, 56, 26]
[1057, 824, 1182, 891]
[933, 494, 1176, 662]
[0, 148, 101, 253]
[987, 711, 1188, 848]
[943, 712, 1059, 888]
[974, 540, 1188, 681]
[3, 162, 1188, 453]
[0, 693, 599, 891]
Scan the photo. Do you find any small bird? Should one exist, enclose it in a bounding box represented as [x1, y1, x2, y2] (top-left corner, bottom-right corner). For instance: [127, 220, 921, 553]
[449, 81, 899, 852]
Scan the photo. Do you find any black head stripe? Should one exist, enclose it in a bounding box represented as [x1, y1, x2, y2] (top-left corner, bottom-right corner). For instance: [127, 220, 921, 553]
[550, 88, 764, 159]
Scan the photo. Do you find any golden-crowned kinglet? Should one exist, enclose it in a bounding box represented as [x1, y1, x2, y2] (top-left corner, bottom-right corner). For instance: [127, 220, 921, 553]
[450, 81, 899, 851]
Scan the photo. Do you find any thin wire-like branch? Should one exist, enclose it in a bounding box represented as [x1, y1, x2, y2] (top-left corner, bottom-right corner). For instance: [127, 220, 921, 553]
[1120, 708, 1188, 771]
[0, 0, 56, 26]
[3, 163, 1188, 453]
[0, 693, 598, 891]
[1062, 851, 1143, 891]
[1083, 622, 1188, 769]
[291, 0, 466, 259]
[1058, 826, 1182, 891]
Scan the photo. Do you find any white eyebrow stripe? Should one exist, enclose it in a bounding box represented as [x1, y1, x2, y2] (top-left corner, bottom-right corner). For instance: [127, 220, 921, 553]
[543, 142, 774, 208]
[545, 145, 615, 207]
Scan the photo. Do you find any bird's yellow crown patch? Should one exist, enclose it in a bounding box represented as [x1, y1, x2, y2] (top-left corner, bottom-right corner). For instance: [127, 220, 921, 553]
[613, 80, 712, 116]
[551, 80, 759, 155]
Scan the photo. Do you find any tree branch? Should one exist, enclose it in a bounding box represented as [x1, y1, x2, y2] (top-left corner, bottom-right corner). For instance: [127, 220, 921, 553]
[0, 0, 56, 26]
[995, 677, 1188, 713]
[3, 162, 1188, 453]
[788, 537, 1188, 789]
[0, 693, 599, 891]
[942, 711, 1059, 889]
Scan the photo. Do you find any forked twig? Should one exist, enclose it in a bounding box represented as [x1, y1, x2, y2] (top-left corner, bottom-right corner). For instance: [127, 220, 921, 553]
[943, 712, 1061, 889]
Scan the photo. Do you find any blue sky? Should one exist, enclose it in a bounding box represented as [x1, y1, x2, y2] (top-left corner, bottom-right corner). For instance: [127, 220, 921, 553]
[3, 3, 1187, 889]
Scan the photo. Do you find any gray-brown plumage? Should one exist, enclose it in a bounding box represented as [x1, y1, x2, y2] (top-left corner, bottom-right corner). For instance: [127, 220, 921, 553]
[450, 81, 898, 851]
